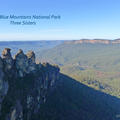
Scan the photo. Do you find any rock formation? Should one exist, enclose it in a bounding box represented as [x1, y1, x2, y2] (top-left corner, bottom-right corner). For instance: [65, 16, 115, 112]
[0, 48, 60, 120]
[2, 48, 14, 74]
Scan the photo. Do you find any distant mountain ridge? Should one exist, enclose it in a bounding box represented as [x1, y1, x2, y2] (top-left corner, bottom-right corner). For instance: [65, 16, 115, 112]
[65, 39, 120, 44]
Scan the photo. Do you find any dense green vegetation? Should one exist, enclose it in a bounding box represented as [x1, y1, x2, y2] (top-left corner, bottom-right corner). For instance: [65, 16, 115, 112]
[39, 43, 120, 98]
[38, 73, 120, 120]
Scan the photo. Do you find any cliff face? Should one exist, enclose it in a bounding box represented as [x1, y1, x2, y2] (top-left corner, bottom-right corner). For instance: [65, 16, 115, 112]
[64, 39, 120, 44]
[0, 48, 60, 120]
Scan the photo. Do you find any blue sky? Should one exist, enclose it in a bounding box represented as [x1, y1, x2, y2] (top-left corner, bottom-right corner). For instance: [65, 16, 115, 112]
[0, 0, 120, 41]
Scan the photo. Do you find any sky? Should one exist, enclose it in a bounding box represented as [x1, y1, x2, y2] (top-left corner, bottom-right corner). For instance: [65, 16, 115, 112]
[0, 0, 120, 41]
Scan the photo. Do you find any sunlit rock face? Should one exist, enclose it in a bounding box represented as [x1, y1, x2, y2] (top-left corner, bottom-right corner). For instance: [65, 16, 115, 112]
[26, 51, 37, 74]
[2, 48, 14, 73]
[0, 48, 60, 120]
[26, 51, 35, 63]
[15, 49, 29, 77]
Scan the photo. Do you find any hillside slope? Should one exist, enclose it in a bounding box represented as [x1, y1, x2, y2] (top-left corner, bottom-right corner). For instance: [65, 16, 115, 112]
[39, 73, 120, 120]
[38, 42, 120, 98]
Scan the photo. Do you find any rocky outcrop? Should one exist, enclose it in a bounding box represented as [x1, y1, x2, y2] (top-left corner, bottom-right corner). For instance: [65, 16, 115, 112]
[0, 48, 60, 120]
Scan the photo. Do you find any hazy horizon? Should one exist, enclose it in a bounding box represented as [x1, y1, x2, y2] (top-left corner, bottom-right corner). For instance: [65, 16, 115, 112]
[0, 38, 120, 42]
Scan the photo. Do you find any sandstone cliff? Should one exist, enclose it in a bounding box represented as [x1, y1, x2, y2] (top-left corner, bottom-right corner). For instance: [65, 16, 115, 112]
[0, 48, 60, 120]
[64, 39, 120, 44]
